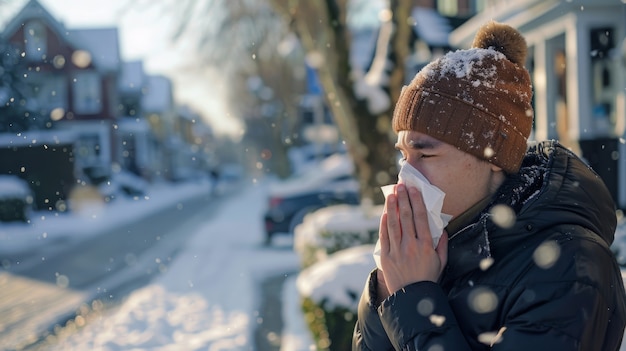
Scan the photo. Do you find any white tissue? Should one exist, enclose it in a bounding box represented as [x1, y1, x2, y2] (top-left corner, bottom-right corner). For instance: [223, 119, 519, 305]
[374, 162, 452, 270]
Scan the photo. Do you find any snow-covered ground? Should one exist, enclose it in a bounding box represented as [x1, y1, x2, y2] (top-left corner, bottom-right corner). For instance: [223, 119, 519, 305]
[1, 178, 316, 350]
[2, 177, 626, 350]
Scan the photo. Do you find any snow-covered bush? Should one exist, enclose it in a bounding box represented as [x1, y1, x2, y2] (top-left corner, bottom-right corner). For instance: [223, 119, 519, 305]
[297, 245, 375, 351]
[293, 203, 381, 268]
[0, 175, 33, 222]
[292, 202, 381, 349]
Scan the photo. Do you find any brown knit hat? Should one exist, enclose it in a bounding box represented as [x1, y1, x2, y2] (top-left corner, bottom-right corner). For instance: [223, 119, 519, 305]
[392, 21, 534, 173]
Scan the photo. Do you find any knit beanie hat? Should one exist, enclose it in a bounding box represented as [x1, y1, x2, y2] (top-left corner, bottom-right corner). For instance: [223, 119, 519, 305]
[392, 21, 534, 174]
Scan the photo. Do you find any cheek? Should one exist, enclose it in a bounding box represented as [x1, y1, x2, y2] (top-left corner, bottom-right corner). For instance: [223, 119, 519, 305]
[434, 161, 487, 215]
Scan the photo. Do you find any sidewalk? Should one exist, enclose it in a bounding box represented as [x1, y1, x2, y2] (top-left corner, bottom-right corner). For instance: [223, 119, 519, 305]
[0, 181, 215, 350]
[2, 178, 314, 351]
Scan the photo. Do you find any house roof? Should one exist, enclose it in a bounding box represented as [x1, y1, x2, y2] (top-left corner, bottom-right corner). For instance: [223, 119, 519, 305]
[119, 60, 146, 93]
[1, 0, 121, 73]
[142, 75, 174, 113]
[65, 27, 121, 73]
[0, 0, 66, 41]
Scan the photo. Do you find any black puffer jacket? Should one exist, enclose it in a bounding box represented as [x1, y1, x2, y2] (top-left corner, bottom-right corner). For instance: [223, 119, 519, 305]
[353, 141, 626, 350]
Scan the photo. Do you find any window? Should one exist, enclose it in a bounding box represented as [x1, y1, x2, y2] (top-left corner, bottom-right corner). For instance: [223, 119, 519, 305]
[76, 134, 101, 167]
[24, 21, 47, 61]
[33, 75, 68, 112]
[590, 27, 616, 136]
[72, 71, 102, 114]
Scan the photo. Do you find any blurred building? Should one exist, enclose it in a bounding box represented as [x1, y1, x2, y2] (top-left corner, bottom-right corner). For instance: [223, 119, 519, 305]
[116, 60, 163, 180]
[0, 0, 122, 207]
[450, 0, 626, 209]
[172, 105, 217, 181]
[0, 0, 216, 212]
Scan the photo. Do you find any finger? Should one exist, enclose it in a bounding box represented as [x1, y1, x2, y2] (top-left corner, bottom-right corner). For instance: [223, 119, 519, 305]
[395, 184, 416, 244]
[436, 231, 449, 271]
[385, 192, 402, 253]
[408, 186, 433, 247]
[379, 212, 390, 255]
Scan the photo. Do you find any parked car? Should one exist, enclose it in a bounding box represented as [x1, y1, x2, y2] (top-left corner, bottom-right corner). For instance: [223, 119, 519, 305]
[263, 153, 360, 244]
[287, 142, 347, 175]
[98, 170, 148, 202]
[0, 175, 33, 222]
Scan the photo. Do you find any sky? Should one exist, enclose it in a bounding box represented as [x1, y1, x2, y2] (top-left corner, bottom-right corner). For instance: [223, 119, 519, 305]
[0, 0, 242, 136]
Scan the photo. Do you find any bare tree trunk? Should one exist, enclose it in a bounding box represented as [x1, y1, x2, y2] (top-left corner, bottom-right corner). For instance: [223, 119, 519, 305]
[270, 0, 412, 204]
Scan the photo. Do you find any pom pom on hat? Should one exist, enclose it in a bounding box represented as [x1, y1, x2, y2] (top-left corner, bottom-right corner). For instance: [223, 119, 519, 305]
[392, 21, 534, 174]
[472, 20, 528, 65]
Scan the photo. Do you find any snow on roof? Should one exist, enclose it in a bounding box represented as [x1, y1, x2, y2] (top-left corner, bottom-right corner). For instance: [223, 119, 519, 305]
[1, 1, 121, 73]
[0, 0, 65, 41]
[142, 75, 174, 113]
[118, 61, 146, 93]
[65, 28, 121, 73]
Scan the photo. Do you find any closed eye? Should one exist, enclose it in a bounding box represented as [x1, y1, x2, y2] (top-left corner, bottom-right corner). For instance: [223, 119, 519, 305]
[397, 153, 433, 166]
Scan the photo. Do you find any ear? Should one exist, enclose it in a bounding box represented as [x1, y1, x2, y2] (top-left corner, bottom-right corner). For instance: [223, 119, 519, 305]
[490, 163, 503, 173]
[488, 163, 507, 193]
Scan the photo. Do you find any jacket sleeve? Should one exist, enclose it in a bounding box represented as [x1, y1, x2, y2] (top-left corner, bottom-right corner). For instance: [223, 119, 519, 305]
[352, 269, 394, 351]
[490, 276, 625, 350]
[379, 281, 472, 350]
[488, 231, 626, 351]
[352, 269, 471, 351]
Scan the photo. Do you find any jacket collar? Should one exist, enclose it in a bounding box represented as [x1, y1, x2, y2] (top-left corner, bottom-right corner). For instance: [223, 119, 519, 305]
[441, 214, 492, 283]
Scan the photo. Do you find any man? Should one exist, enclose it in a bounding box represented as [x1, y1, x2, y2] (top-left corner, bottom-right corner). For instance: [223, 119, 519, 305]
[352, 21, 626, 350]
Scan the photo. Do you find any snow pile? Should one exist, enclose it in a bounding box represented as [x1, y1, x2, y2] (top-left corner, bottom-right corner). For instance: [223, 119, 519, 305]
[42, 180, 304, 350]
[297, 244, 374, 311]
[293, 203, 381, 267]
[0, 175, 31, 199]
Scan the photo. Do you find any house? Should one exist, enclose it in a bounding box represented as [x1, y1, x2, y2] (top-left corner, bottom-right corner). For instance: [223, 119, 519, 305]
[1, 0, 121, 185]
[141, 75, 206, 181]
[449, 0, 626, 210]
[116, 60, 162, 180]
[172, 105, 217, 181]
[0, 0, 221, 213]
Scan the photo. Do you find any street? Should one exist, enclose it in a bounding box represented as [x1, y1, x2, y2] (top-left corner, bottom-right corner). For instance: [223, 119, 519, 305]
[0, 181, 302, 351]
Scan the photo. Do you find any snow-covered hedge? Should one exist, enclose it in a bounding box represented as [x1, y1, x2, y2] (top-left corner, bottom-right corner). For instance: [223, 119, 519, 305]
[297, 245, 375, 350]
[0, 175, 33, 222]
[292, 202, 383, 349]
[293, 203, 381, 268]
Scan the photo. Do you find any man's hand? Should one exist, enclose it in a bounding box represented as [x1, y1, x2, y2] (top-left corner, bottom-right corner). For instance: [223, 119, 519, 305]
[379, 184, 448, 294]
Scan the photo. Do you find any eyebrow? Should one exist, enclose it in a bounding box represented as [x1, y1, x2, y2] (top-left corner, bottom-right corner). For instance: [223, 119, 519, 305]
[395, 138, 441, 150]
